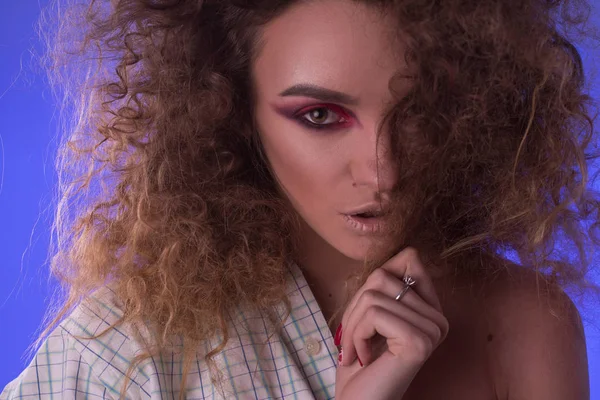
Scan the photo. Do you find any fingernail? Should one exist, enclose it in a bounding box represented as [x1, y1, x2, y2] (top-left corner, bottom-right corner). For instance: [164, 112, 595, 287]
[357, 356, 363, 367]
[337, 347, 343, 366]
[334, 323, 342, 346]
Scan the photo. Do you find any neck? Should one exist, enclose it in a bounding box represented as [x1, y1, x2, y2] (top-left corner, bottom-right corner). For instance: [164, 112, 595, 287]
[294, 221, 362, 331]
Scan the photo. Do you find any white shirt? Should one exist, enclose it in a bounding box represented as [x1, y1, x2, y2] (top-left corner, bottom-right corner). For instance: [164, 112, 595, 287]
[1, 263, 339, 399]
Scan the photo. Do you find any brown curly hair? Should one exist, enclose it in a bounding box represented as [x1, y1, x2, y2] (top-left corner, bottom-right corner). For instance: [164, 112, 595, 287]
[36, 0, 600, 398]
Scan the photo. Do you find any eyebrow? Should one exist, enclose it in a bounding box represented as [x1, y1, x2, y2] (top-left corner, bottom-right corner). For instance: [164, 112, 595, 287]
[278, 83, 360, 105]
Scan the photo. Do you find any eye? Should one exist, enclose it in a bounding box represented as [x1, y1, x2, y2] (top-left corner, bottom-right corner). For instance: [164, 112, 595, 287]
[302, 107, 342, 125]
[295, 105, 350, 129]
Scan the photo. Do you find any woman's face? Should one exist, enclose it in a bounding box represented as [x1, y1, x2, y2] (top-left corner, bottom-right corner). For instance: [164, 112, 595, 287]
[252, 0, 409, 261]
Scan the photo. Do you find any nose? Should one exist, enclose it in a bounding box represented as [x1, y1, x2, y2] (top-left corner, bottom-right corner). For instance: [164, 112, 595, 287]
[348, 124, 397, 193]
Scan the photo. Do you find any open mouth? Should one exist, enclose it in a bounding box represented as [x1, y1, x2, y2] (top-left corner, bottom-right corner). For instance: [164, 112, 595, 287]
[342, 202, 389, 233]
[352, 210, 384, 218]
[343, 211, 388, 233]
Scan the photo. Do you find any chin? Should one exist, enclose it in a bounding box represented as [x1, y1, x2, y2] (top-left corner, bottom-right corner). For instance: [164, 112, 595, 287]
[299, 216, 386, 262]
[328, 233, 381, 262]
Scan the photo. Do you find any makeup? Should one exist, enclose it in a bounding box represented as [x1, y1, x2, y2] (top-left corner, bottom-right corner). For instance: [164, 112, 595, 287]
[271, 102, 355, 131]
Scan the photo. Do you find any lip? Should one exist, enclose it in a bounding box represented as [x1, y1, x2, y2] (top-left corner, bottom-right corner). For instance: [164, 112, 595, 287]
[342, 214, 387, 234]
[343, 202, 389, 217]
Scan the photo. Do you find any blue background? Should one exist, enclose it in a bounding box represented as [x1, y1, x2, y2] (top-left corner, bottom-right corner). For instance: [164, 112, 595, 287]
[1, 0, 599, 396]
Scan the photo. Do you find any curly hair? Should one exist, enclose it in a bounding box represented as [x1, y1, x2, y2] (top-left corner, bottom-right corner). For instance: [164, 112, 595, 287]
[36, 0, 600, 398]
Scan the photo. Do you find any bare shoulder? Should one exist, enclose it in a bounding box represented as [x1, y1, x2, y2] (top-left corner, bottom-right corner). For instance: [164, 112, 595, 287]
[478, 258, 583, 324]
[403, 257, 589, 400]
[476, 258, 590, 400]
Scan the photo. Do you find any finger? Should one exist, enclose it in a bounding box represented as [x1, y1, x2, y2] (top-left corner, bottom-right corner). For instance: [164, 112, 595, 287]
[347, 305, 436, 367]
[341, 291, 444, 369]
[364, 268, 444, 323]
[341, 266, 443, 345]
[380, 247, 442, 312]
[341, 290, 444, 367]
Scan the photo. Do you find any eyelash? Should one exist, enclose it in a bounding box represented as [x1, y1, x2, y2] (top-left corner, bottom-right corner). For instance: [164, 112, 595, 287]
[293, 104, 352, 130]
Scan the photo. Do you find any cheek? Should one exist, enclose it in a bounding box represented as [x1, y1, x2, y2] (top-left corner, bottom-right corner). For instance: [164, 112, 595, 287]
[259, 124, 335, 206]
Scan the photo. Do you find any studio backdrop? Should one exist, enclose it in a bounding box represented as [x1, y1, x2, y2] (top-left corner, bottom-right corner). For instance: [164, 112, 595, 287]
[1, 0, 599, 397]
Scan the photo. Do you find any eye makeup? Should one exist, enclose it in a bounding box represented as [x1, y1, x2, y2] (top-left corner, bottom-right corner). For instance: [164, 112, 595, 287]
[271, 102, 356, 131]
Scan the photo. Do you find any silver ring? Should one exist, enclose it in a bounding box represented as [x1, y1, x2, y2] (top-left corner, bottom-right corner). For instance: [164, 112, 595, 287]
[394, 275, 417, 301]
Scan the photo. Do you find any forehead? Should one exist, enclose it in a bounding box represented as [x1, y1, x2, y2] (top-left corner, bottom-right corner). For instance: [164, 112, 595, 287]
[252, 0, 406, 104]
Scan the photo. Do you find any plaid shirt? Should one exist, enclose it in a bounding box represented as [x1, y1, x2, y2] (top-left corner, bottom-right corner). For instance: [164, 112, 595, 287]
[1, 263, 339, 399]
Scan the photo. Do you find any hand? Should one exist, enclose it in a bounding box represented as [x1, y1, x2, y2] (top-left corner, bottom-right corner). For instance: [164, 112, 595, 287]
[334, 247, 449, 400]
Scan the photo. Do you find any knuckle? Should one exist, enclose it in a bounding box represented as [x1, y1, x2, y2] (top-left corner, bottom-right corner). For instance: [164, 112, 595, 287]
[420, 319, 439, 340]
[432, 310, 449, 331]
[429, 322, 442, 342]
[361, 289, 379, 304]
[368, 268, 388, 287]
[408, 333, 433, 361]
[440, 316, 450, 338]
[402, 246, 420, 261]
[365, 305, 384, 321]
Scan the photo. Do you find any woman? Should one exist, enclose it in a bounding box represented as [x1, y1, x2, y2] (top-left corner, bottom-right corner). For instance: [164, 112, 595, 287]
[2, 0, 598, 398]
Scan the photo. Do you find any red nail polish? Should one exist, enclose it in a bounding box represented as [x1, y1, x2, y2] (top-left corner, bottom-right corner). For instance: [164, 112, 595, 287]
[357, 356, 363, 367]
[334, 323, 342, 346]
[338, 347, 343, 366]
